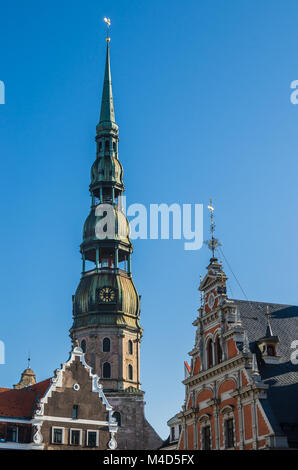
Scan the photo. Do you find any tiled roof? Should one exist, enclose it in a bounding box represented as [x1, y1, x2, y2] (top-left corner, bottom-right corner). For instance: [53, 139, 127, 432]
[0, 378, 51, 419]
[233, 299, 298, 444]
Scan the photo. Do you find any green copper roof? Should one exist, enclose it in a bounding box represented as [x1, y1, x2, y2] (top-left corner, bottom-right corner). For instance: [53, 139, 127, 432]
[99, 42, 115, 125]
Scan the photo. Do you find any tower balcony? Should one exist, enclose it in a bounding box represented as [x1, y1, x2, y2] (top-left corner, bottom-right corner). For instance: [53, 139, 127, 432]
[82, 266, 131, 279]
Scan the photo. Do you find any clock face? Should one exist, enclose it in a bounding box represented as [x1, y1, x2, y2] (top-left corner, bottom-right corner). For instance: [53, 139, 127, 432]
[99, 287, 116, 303]
[208, 293, 215, 309]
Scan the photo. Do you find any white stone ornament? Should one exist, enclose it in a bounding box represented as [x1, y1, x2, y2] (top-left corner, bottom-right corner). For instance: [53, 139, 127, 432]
[108, 432, 117, 450]
[33, 424, 43, 444]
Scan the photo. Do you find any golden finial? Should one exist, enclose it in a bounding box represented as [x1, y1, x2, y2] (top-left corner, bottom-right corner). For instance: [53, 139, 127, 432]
[104, 17, 111, 42]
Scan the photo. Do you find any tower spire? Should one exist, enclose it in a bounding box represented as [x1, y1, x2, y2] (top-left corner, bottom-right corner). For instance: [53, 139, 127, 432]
[98, 18, 116, 127]
[206, 198, 221, 261]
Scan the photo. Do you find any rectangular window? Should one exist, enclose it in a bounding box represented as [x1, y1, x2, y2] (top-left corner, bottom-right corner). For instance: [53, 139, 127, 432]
[87, 431, 98, 447]
[6, 426, 17, 443]
[171, 427, 175, 441]
[202, 425, 211, 450]
[70, 429, 81, 446]
[52, 427, 63, 444]
[72, 405, 78, 419]
[225, 419, 234, 448]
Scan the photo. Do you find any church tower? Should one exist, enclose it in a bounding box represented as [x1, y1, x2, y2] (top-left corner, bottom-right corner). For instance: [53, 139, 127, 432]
[70, 21, 162, 450]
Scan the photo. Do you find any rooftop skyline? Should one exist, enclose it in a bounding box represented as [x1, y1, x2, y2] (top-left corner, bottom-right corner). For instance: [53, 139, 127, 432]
[1, 0, 298, 438]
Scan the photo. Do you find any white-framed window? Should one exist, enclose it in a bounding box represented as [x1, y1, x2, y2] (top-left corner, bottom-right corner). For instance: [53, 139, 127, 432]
[199, 415, 212, 450]
[70, 428, 82, 446]
[51, 427, 65, 444]
[86, 429, 99, 447]
[201, 424, 212, 450]
[221, 408, 236, 449]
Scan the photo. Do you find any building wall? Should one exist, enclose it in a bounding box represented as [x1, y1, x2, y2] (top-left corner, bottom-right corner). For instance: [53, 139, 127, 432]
[40, 356, 112, 450]
[108, 393, 163, 450]
[75, 328, 140, 391]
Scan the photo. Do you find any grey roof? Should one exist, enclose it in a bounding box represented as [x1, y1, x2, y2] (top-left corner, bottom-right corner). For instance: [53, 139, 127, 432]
[233, 299, 298, 446]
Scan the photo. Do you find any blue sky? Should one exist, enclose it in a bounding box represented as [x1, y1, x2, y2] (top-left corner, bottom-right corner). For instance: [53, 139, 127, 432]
[1, 0, 298, 438]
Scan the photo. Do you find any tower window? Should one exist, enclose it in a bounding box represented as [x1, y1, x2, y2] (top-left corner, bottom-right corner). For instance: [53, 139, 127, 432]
[128, 364, 133, 381]
[103, 337, 111, 352]
[113, 142, 116, 151]
[267, 345, 275, 356]
[113, 411, 122, 427]
[105, 140, 109, 151]
[98, 142, 102, 152]
[80, 339, 87, 353]
[102, 362, 111, 378]
[128, 340, 133, 355]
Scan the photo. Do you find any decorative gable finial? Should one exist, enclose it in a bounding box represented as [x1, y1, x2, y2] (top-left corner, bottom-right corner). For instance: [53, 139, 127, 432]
[243, 331, 250, 354]
[251, 353, 261, 382]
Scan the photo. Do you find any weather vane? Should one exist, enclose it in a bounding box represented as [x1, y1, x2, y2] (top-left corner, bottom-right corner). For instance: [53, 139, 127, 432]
[104, 17, 111, 42]
[204, 198, 221, 259]
[27, 351, 31, 369]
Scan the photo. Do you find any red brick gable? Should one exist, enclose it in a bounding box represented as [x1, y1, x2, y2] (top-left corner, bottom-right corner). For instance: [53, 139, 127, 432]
[0, 379, 50, 419]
